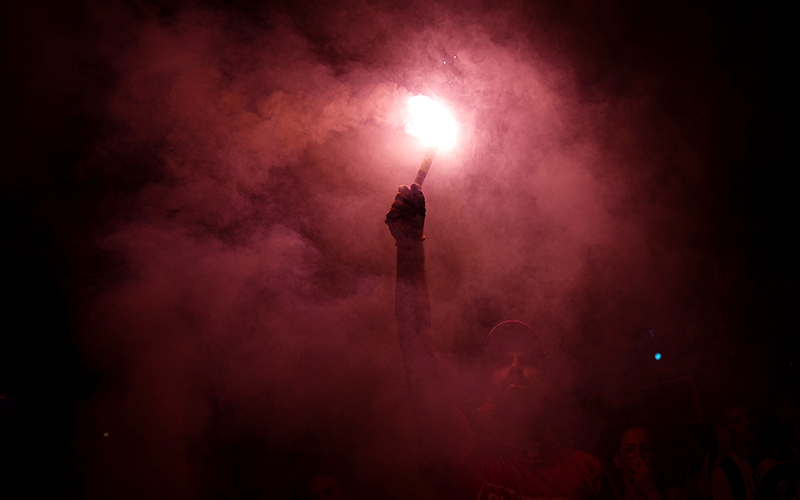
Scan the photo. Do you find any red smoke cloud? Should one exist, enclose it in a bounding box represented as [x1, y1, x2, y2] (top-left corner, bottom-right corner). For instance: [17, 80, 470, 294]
[3, 0, 791, 498]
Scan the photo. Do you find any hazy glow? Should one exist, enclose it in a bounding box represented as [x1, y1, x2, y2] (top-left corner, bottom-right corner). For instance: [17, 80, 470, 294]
[8, 0, 771, 495]
[655, 353, 662, 360]
[405, 95, 457, 149]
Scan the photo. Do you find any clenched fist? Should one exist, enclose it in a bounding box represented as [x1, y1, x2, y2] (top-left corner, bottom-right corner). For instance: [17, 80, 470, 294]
[385, 183, 426, 242]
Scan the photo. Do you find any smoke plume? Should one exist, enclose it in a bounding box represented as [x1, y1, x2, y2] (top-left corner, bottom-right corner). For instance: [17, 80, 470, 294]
[3, 0, 792, 498]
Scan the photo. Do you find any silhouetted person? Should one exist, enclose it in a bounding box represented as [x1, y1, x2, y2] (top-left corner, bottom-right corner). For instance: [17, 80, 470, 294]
[612, 426, 686, 500]
[710, 402, 758, 500]
[386, 183, 612, 500]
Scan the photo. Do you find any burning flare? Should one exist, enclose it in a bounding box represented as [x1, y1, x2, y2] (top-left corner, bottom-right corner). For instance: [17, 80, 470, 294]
[404, 95, 457, 185]
[405, 95, 457, 149]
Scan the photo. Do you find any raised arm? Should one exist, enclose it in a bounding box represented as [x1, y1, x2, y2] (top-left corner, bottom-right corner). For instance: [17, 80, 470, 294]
[385, 183, 433, 385]
[385, 184, 471, 475]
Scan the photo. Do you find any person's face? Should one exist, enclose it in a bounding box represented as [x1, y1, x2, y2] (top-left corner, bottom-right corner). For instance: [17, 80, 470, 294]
[725, 405, 756, 446]
[487, 347, 545, 410]
[613, 427, 654, 480]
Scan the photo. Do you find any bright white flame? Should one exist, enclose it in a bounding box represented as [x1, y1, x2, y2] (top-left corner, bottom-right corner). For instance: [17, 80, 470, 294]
[405, 95, 457, 149]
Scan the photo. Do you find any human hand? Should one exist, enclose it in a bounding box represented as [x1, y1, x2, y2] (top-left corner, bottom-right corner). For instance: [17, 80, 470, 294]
[629, 458, 661, 500]
[385, 183, 426, 242]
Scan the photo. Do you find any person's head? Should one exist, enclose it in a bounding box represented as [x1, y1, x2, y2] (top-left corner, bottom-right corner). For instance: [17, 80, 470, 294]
[721, 404, 757, 447]
[484, 321, 548, 416]
[612, 426, 654, 483]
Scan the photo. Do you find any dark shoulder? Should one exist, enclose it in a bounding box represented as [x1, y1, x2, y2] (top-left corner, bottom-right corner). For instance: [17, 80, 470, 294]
[554, 444, 614, 499]
[558, 444, 603, 470]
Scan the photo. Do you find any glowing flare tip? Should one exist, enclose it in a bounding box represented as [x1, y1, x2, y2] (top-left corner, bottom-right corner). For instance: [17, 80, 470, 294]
[405, 95, 457, 150]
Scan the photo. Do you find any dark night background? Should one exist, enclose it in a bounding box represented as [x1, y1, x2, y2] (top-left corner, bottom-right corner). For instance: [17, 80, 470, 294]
[1, 0, 795, 498]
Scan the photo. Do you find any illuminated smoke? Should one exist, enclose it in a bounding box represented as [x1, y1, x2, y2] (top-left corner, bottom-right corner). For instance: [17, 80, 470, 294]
[4, 0, 789, 498]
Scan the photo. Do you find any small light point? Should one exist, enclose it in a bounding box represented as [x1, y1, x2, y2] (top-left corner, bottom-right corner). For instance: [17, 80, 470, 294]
[654, 353, 662, 360]
[103, 432, 109, 437]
